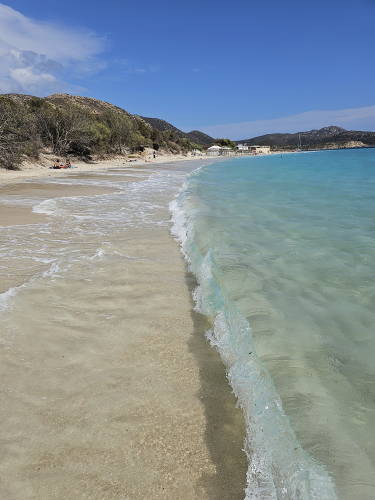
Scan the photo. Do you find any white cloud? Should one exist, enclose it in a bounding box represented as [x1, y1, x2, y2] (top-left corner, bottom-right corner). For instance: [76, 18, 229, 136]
[0, 3, 105, 94]
[10, 67, 57, 90]
[201, 105, 375, 139]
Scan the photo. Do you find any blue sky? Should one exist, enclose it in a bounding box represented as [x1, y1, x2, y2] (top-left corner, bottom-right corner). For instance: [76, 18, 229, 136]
[1, 0, 374, 138]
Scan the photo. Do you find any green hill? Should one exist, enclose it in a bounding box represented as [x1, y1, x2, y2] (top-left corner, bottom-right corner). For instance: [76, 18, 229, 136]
[0, 93, 206, 169]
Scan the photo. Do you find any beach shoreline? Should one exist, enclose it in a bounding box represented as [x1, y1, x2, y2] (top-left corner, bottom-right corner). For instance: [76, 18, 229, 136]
[0, 150, 294, 187]
[0, 158, 247, 499]
[0, 152, 207, 186]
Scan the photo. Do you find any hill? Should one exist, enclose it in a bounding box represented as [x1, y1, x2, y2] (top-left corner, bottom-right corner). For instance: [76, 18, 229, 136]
[185, 130, 215, 146]
[140, 116, 182, 134]
[0, 93, 206, 169]
[238, 126, 375, 150]
[140, 116, 214, 146]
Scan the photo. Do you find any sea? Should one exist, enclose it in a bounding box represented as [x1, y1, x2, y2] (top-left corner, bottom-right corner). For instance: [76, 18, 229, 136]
[170, 148, 375, 500]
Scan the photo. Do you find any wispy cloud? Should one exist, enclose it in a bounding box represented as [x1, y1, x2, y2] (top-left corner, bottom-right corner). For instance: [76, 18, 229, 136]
[115, 59, 160, 75]
[0, 3, 105, 94]
[201, 105, 375, 139]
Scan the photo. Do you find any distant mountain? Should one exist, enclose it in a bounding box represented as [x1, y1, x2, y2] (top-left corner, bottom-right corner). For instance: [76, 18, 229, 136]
[238, 126, 375, 150]
[140, 116, 215, 146]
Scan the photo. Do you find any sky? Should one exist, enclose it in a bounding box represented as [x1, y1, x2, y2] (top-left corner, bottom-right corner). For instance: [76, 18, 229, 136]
[1, 0, 374, 139]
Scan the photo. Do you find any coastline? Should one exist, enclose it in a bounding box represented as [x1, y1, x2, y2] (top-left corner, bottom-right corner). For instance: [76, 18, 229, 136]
[0, 158, 247, 498]
[0, 150, 294, 187]
[0, 153, 207, 186]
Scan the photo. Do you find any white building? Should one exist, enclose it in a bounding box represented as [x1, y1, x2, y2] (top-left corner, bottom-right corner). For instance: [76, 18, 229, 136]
[236, 143, 250, 151]
[221, 146, 234, 156]
[207, 145, 222, 156]
[250, 145, 271, 155]
[236, 144, 271, 154]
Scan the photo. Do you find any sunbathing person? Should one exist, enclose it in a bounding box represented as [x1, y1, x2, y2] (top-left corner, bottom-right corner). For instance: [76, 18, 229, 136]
[50, 159, 61, 169]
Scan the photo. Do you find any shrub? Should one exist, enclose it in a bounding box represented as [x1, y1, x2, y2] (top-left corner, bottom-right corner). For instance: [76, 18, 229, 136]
[0, 97, 36, 169]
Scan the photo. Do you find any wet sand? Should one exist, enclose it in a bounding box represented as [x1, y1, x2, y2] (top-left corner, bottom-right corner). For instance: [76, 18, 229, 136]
[0, 205, 48, 226]
[0, 181, 119, 227]
[0, 181, 119, 198]
[65, 174, 147, 182]
[0, 167, 247, 499]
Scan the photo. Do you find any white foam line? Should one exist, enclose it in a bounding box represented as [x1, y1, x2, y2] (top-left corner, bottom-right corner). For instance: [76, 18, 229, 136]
[169, 163, 338, 500]
[0, 260, 61, 313]
[0, 286, 20, 312]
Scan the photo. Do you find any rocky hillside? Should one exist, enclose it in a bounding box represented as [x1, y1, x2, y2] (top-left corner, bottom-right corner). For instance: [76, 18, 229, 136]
[140, 116, 214, 145]
[238, 126, 375, 150]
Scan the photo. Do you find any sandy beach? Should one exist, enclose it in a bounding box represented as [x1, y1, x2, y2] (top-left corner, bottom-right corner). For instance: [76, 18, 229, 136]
[0, 158, 247, 499]
[0, 152, 206, 186]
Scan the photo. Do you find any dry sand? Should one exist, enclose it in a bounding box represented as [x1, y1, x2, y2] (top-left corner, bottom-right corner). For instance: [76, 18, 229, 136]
[0, 161, 247, 499]
[0, 153, 206, 186]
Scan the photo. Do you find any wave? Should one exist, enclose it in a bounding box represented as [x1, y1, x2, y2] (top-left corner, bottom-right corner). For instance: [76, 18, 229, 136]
[0, 259, 61, 313]
[169, 171, 337, 499]
[32, 198, 58, 215]
[0, 285, 21, 312]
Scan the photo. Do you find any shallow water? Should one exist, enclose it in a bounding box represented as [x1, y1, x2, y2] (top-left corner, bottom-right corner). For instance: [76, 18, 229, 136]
[171, 149, 375, 499]
[1, 159, 249, 499]
[0, 164, 186, 298]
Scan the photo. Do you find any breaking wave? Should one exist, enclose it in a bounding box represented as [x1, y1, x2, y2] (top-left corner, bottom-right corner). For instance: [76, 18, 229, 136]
[170, 172, 337, 499]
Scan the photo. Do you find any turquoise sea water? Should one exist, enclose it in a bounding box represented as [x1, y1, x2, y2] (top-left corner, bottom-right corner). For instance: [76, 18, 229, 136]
[170, 149, 375, 499]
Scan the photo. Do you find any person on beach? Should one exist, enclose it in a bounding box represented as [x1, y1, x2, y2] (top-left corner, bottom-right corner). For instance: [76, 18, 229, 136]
[50, 159, 61, 169]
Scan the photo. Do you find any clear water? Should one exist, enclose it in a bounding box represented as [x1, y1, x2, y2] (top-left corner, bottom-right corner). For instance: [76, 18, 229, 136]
[170, 149, 375, 499]
[0, 163, 191, 304]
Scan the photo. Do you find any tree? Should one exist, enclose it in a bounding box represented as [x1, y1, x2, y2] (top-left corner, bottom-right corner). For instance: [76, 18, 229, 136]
[101, 111, 134, 154]
[36, 102, 91, 156]
[215, 138, 236, 148]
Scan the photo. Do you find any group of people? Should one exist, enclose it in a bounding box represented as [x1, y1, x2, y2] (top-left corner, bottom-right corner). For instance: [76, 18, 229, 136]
[50, 158, 72, 169]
